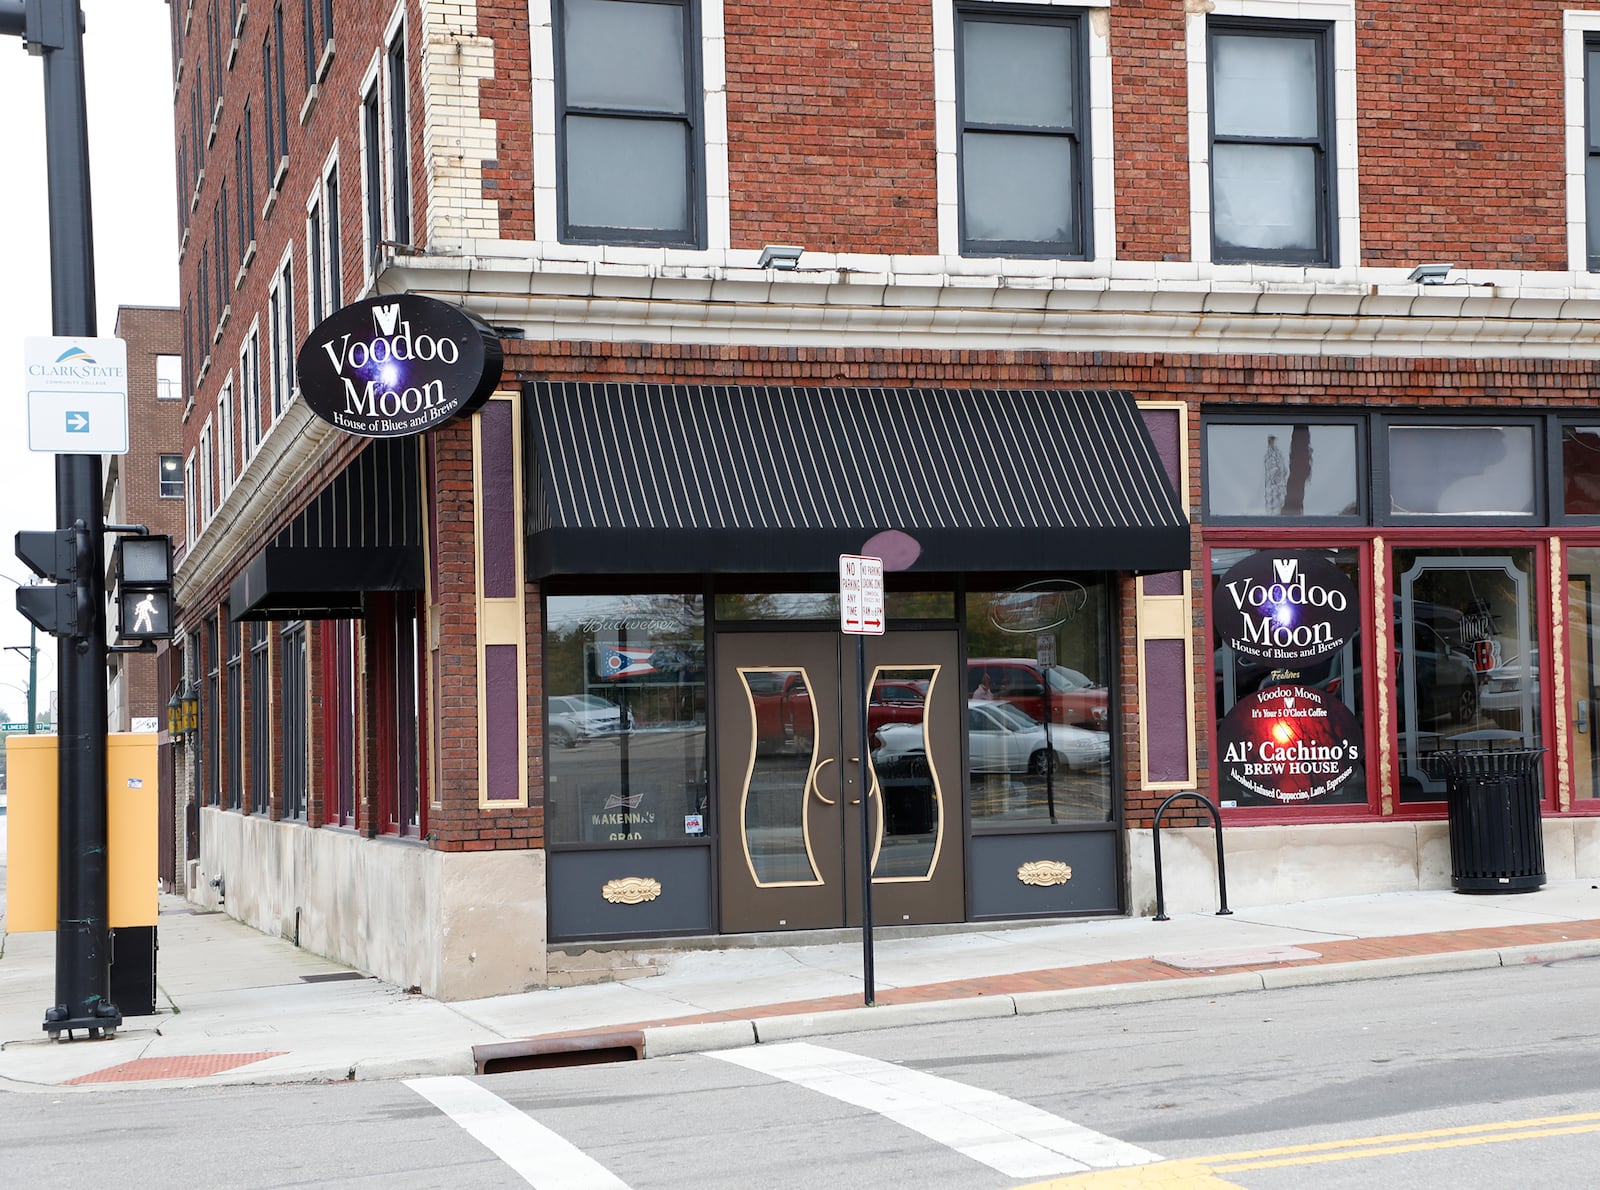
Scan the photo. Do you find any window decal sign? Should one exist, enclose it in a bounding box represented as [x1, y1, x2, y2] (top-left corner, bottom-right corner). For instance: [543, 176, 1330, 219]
[1217, 684, 1364, 805]
[295, 294, 503, 438]
[1213, 551, 1359, 665]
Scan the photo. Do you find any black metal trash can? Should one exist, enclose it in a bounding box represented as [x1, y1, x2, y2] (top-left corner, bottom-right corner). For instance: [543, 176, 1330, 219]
[1426, 748, 1546, 893]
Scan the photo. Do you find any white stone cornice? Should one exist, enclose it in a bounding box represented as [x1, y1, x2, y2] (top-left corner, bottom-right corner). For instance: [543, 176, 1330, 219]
[175, 398, 341, 603]
[380, 251, 1600, 360]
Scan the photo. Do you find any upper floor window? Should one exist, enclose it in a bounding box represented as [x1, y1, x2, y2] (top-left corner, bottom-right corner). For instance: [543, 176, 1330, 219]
[156, 354, 182, 401]
[955, 5, 1089, 258]
[554, 0, 703, 247]
[161, 454, 184, 499]
[240, 321, 262, 463]
[386, 25, 412, 246]
[217, 376, 236, 493]
[1587, 36, 1600, 270]
[268, 256, 296, 420]
[1207, 20, 1335, 266]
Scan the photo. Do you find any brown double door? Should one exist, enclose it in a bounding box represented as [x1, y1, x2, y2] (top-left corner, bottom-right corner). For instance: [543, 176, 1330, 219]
[715, 630, 964, 933]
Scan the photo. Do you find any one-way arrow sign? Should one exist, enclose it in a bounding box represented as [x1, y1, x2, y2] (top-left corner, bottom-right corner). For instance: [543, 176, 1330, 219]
[65, 411, 89, 432]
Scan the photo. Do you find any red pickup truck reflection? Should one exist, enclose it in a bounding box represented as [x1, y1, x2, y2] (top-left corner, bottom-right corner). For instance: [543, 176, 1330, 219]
[747, 671, 928, 752]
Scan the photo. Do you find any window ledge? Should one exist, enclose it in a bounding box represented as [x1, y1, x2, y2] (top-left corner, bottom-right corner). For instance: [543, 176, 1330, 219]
[182, 395, 195, 423]
[179, 225, 190, 262]
[299, 83, 318, 127]
[189, 168, 205, 214]
[197, 354, 211, 385]
[173, 58, 184, 98]
[234, 1, 247, 39]
[183, 2, 193, 37]
[261, 188, 278, 222]
[316, 39, 335, 83]
[207, 96, 223, 149]
[241, 238, 257, 273]
[271, 155, 289, 194]
[215, 305, 231, 341]
[226, 35, 239, 71]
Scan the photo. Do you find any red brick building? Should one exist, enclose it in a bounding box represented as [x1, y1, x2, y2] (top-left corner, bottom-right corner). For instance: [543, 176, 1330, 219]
[170, 0, 1600, 998]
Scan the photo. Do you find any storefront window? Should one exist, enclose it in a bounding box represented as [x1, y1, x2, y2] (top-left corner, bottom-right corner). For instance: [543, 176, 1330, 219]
[546, 593, 707, 845]
[963, 579, 1113, 826]
[1393, 547, 1538, 802]
[1211, 547, 1367, 809]
[1205, 422, 1360, 519]
[1567, 547, 1600, 804]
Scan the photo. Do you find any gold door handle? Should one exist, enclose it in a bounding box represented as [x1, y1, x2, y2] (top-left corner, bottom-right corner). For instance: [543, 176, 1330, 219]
[810, 757, 838, 805]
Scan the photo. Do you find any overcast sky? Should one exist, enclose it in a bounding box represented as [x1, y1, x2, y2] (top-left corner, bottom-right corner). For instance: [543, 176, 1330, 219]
[0, 3, 178, 724]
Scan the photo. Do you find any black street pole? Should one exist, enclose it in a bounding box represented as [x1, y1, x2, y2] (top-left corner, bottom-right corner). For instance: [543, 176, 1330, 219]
[5, 0, 119, 1038]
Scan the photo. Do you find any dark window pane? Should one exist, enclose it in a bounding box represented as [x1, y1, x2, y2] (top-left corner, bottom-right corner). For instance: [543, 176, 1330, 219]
[1589, 47, 1600, 145]
[566, 115, 689, 232]
[564, 0, 686, 113]
[1563, 426, 1600, 515]
[1388, 425, 1535, 517]
[961, 20, 1074, 128]
[1205, 422, 1359, 518]
[962, 131, 1076, 246]
[1212, 143, 1317, 252]
[1588, 153, 1600, 267]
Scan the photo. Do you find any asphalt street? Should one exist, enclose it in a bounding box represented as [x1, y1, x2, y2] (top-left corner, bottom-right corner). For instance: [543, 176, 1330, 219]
[5, 956, 1599, 1188]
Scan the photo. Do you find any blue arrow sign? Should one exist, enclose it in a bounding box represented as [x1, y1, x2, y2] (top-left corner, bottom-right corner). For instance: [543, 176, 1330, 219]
[65, 411, 90, 433]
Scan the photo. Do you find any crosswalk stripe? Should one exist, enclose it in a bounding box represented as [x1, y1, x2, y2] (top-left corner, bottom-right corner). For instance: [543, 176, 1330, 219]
[709, 1042, 1160, 1179]
[406, 1075, 631, 1190]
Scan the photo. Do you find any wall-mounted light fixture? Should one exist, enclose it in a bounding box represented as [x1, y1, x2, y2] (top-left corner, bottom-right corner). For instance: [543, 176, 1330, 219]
[1405, 263, 1453, 285]
[757, 243, 804, 270]
[166, 679, 199, 737]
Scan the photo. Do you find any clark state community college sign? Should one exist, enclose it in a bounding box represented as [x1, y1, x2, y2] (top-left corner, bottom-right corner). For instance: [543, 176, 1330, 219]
[296, 294, 504, 438]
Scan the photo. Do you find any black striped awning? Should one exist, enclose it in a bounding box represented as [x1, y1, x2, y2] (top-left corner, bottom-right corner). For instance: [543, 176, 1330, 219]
[524, 383, 1189, 577]
[229, 438, 425, 620]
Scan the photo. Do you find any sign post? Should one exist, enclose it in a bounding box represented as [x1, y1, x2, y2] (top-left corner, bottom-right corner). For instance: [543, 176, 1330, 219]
[839, 553, 885, 1006]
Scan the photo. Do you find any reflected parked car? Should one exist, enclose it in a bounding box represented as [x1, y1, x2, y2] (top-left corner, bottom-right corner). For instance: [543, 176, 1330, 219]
[1479, 648, 1538, 726]
[968, 658, 1109, 728]
[877, 699, 1109, 774]
[547, 694, 632, 746]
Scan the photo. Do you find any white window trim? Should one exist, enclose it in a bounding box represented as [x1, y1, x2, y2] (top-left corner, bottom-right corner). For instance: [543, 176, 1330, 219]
[932, 0, 1114, 265]
[217, 373, 236, 494]
[305, 184, 324, 327]
[358, 50, 383, 290]
[529, 0, 730, 257]
[320, 143, 342, 312]
[1186, 0, 1360, 272]
[198, 418, 216, 525]
[383, 3, 410, 250]
[1565, 11, 1600, 278]
[183, 452, 198, 541]
[266, 245, 298, 428]
[240, 317, 263, 464]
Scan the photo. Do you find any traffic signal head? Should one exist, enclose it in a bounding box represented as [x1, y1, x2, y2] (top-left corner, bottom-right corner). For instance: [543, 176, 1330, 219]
[114, 535, 173, 642]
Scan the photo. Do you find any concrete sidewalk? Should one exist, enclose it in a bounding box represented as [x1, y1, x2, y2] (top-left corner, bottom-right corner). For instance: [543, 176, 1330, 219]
[4, 878, 1600, 1093]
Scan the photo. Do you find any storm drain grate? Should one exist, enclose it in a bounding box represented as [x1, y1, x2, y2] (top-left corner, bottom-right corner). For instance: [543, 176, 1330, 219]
[474, 1031, 645, 1074]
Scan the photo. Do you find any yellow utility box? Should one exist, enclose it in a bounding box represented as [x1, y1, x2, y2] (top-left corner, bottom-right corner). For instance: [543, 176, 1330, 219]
[5, 733, 159, 932]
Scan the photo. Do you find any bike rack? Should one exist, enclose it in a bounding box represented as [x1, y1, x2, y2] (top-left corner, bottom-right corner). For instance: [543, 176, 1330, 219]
[1151, 790, 1232, 921]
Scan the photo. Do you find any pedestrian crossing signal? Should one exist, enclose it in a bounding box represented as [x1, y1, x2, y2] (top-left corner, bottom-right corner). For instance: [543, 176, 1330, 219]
[114, 535, 173, 642]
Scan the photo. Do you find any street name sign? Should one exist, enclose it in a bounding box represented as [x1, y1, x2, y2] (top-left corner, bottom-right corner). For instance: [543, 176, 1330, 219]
[23, 336, 130, 454]
[839, 553, 885, 636]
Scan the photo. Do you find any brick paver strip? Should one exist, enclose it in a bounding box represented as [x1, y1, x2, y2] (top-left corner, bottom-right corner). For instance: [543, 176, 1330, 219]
[65, 1051, 287, 1085]
[531, 918, 1600, 1045]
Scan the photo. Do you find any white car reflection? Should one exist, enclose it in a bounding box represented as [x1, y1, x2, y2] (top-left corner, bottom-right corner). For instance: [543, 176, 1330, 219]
[876, 699, 1110, 774]
[548, 694, 633, 746]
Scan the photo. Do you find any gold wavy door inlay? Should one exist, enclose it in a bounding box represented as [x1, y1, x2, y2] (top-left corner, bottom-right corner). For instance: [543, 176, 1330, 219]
[601, 877, 662, 905]
[867, 663, 944, 883]
[1017, 860, 1073, 887]
[739, 666, 823, 887]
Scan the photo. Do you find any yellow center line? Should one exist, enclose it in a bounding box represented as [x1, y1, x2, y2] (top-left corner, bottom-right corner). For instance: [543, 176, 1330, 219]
[1012, 1111, 1600, 1189]
[1197, 1108, 1600, 1162]
[1211, 1122, 1600, 1173]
